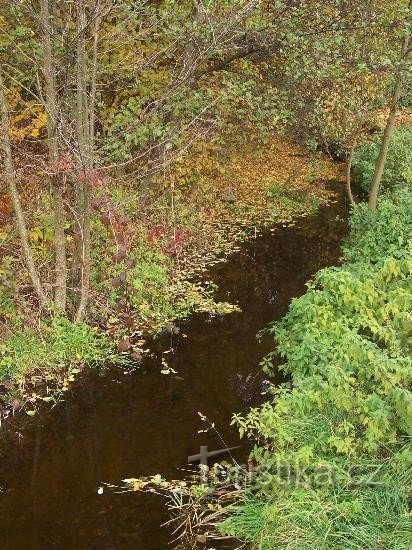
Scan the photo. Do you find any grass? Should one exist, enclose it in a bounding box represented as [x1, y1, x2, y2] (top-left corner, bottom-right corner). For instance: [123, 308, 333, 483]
[0, 317, 117, 410]
[220, 444, 412, 549]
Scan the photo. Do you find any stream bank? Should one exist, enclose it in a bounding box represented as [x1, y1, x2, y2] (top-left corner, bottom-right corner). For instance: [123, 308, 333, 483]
[0, 181, 348, 549]
[0, 136, 342, 410]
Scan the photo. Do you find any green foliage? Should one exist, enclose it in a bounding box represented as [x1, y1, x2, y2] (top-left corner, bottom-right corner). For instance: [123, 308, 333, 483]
[400, 78, 412, 107]
[352, 126, 412, 194]
[90, 221, 237, 332]
[0, 287, 16, 318]
[267, 184, 306, 205]
[240, 253, 412, 458]
[0, 256, 19, 325]
[343, 187, 412, 264]
[221, 188, 412, 548]
[0, 318, 116, 405]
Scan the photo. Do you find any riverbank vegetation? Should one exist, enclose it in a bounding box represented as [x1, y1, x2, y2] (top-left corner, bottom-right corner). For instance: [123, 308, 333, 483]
[0, 133, 338, 410]
[352, 125, 412, 194]
[218, 185, 412, 548]
[0, 1, 411, 547]
[0, 0, 411, 467]
[123, 183, 411, 549]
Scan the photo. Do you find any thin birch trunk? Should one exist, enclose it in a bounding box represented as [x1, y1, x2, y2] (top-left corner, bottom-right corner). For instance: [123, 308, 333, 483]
[0, 68, 49, 312]
[40, 0, 67, 312]
[346, 139, 357, 207]
[75, 0, 95, 322]
[368, 2, 412, 211]
[89, 1, 100, 156]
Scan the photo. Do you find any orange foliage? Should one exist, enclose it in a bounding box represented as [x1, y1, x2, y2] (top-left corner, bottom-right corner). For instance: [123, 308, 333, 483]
[0, 193, 12, 221]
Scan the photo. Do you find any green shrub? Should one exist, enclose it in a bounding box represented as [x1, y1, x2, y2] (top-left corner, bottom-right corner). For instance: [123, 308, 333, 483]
[352, 126, 412, 194]
[235, 252, 412, 461]
[220, 188, 412, 549]
[343, 187, 412, 264]
[90, 225, 236, 332]
[400, 79, 412, 108]
[0, 255, 21, 327]
[0, 287, 18, 320]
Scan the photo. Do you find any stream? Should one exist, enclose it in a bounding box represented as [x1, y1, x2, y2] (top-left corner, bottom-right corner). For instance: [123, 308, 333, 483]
[0, 183, 348, 549]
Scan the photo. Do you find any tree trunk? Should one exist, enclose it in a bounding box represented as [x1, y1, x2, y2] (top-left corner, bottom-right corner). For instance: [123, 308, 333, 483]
[368, 3, 412, 210]
[345, 141, 356, 207]
[75, 0, 93, 322]
[40, 0, 67, 312]
[89, 1, 100, 157]
[0, 68, 49, 312]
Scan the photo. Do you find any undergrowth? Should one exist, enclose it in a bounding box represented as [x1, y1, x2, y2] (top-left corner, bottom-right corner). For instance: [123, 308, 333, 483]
[218, 186, 412, 549]
[0, 137, 339, 413]
[352, 125, 412, 194]
[0, 318, 117, 412]
[90, 224, 237, 334]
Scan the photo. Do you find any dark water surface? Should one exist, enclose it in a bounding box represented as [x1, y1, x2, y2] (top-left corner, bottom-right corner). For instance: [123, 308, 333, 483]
[0, 184, 348, 549]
